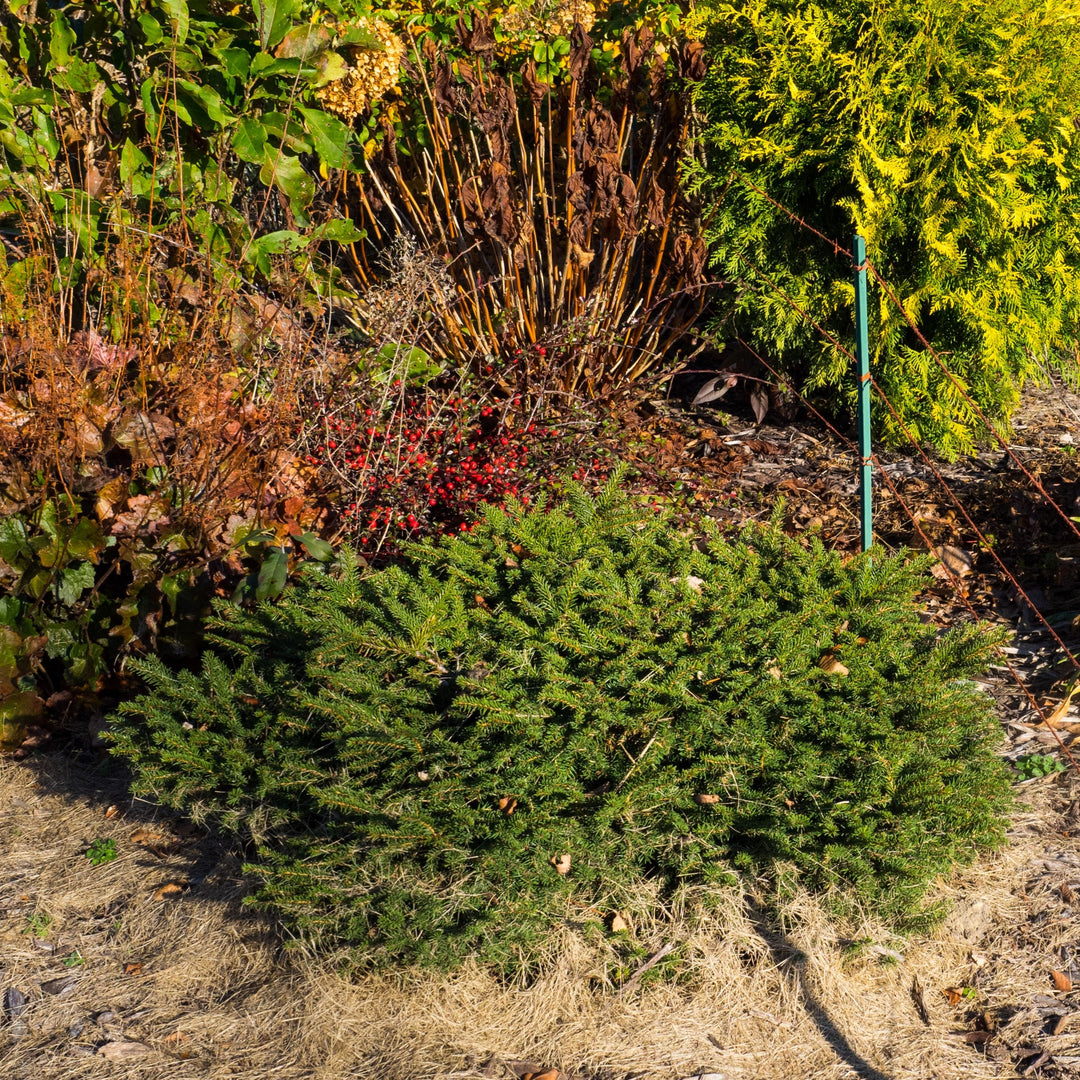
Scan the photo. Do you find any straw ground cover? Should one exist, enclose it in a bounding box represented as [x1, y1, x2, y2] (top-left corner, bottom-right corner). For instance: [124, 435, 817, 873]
[3, 749, 1080, 1079]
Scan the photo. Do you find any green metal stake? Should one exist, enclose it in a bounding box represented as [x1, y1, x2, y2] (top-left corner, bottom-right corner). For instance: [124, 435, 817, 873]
[853, 235, 872, 552]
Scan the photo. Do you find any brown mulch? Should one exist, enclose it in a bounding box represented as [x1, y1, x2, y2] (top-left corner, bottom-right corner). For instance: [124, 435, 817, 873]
[5, 379, 1080, 1079]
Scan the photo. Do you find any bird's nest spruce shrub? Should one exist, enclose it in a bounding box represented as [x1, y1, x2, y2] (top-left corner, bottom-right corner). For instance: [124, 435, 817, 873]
[108, 475, 1013, 973]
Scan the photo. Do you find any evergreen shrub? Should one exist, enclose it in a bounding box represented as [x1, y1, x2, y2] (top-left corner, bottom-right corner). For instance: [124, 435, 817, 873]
[687, 0, 1080, 454]
[109, 477, 1013, 971]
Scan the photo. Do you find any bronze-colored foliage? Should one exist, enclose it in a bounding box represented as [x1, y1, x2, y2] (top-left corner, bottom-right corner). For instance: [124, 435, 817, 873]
[344, 24, 709, 399]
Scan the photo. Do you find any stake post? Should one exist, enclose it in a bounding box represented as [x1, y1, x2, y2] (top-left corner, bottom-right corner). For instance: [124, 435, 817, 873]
[853, 234, 872, 552]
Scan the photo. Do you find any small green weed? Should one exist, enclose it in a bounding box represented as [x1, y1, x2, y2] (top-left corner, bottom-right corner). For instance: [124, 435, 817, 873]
[62, 950, 85, 968]
[85, 838, 118, 866]
[26, 912, 51, 938]
[1014, 753, 1066, 780]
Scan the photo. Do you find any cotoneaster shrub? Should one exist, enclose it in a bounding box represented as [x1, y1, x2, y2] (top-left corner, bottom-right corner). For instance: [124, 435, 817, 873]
[108, 476, 1013, 972]
[688, 0, 1080, 455]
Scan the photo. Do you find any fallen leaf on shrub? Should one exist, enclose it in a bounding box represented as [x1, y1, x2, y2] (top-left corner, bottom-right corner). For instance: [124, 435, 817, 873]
[1052, 969, 1073, 992]
[694, 793, 720, 805]
[610, 913, 628, 932]
[767, 664, 782, 679]
[124, 962, 143, 977]
[98, 1040, 151, 1061]
[417, 771, 429, 781]
[550, 853, 571, 875]
[670, 574, 705, 593]
[498, 797, 517, 815]
[474, 593, 489, 609]
[153, 882, 186, 901]
[818, 652, 849, 676]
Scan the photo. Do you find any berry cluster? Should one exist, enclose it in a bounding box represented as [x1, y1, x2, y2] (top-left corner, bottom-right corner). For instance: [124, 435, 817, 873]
[306, 387, 607, 553]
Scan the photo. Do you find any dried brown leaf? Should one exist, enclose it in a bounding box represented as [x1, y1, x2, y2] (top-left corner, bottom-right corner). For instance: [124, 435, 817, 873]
[550, 853, 571, 875]
[152, 882, 186, 901]
[818, 652, 850, 677]
[124, 962, 144, 977]
[694, 793, 720, 805]
[98, 1041, 152, 1061]
[1043, 674, 1080, 729]
[911, 974, 931, 1025]
[1052, 969, 1073, 992]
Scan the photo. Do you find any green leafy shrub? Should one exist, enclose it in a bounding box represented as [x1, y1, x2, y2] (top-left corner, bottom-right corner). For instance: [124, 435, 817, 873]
[108, 477, 1012, 972]
[687, 0, 1080, 454]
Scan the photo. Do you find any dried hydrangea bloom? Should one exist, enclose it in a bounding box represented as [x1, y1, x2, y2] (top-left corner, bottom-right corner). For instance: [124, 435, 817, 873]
[546, 0, 596, 38]
[316, 17, 406, 121]
[499, 0, 597, 42]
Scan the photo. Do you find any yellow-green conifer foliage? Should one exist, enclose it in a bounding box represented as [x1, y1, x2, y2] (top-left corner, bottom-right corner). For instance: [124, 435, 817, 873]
[689, 0, 1080, 454]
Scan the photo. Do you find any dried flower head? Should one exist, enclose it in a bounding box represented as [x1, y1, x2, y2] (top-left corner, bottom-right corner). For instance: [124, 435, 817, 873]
[499, 0, 597, 42]
[315, 18, 406, 121]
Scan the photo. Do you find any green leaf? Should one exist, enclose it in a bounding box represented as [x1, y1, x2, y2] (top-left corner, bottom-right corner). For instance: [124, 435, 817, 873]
[254, 0, 299, 51]
[138, 13, 163, 45]
[0, 519, 32, 570]
[48, 11, 76, 69]
[56, 562, 95, 606]
[299, 532, 334, 562]
[373, 343, 444, 384]
[259, 150, 315, 222]
[297, 106, 350, 170]
[255, 547, 288, 601]
[232, 117, 268, 164]
[214, 47, 251, 81]
[120, 138, 153, 197]
[0, 596, 22, 630]
[311, 219, 364, 243]
[160, 0, 190, 46]
[276, 23, 331, 61]
[67, 518, 106, 562]
[313, 49, 348, 87]
[249, 229, 307, 257]
[175, 79, 233, 125]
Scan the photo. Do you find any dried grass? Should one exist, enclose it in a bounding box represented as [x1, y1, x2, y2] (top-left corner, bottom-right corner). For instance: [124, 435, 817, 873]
[3, 752, 1079, 1080]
